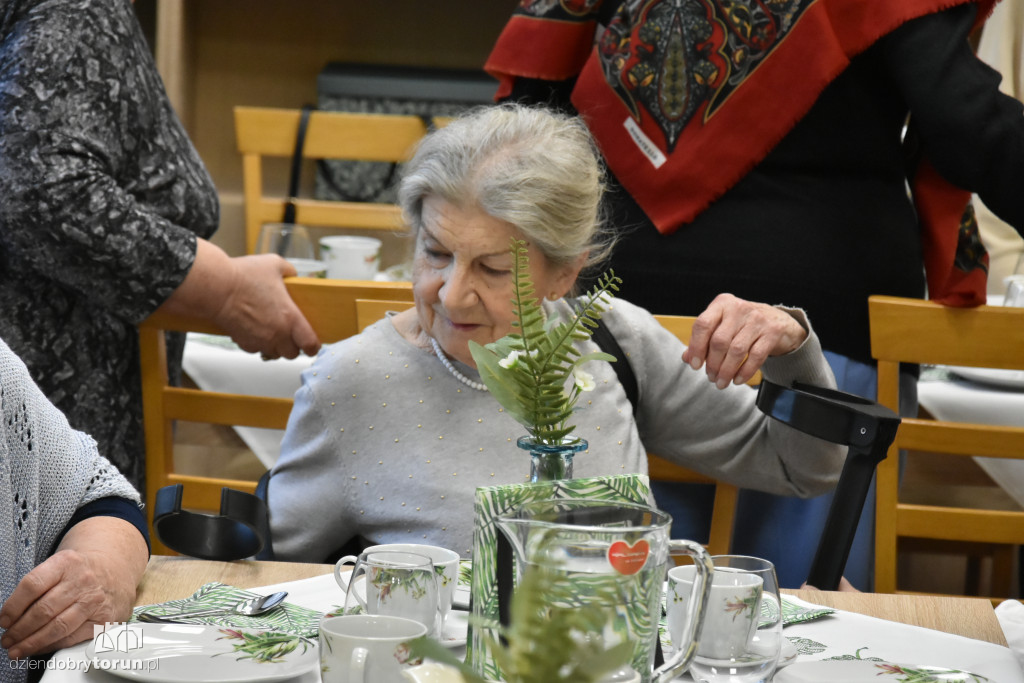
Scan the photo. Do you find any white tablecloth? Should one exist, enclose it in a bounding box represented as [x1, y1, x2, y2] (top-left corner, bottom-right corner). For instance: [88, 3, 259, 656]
[39, 575, 1024, 683]
[181, 334, 314, 468]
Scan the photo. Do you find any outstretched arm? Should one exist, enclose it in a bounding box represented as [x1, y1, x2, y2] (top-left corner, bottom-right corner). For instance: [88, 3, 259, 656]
[155, 239, 321, 360]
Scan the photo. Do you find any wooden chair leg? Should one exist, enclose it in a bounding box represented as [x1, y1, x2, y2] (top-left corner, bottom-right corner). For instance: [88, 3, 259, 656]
[992, 544, 1015, 597]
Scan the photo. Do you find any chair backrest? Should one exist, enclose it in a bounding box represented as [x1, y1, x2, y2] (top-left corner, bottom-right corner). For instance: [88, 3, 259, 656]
[355, 298, 415, 332]
[139, 278, 413, 553]
[869, 295, 1024, 601]
[234, 106, 435, 253]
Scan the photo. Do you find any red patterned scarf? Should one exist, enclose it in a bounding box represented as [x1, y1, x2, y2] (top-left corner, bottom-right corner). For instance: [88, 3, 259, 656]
[486, 0, 997, 305]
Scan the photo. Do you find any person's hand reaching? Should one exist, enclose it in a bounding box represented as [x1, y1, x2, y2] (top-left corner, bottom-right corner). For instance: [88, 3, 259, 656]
[681, 293, 808, 388]
[214, 254, 321, 360]
[154, 239, 322, 360]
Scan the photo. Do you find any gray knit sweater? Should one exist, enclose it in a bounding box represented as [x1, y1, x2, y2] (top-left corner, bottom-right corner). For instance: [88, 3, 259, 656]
[269, 298, 842, 561]
[0, 338, 140, 683]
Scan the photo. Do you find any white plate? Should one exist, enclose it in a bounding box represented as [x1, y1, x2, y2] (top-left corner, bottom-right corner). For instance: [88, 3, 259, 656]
[440, 610, 469, 648]
[775, 660, 988, 682]
[947, 365, 1024, 390]
[85, 623, 317, 683]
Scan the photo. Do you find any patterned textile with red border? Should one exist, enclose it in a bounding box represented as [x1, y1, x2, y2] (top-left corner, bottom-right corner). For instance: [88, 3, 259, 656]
[486, 0, 997, 305]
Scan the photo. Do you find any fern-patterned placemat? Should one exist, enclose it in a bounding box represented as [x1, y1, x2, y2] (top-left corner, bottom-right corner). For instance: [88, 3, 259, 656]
[132, 582, 322, 638]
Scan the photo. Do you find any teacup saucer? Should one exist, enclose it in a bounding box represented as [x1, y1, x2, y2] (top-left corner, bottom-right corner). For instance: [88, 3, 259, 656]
[440, 610, 469, 648]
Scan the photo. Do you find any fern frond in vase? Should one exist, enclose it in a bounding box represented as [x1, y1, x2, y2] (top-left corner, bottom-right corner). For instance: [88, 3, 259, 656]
[469, 238, 622, 448]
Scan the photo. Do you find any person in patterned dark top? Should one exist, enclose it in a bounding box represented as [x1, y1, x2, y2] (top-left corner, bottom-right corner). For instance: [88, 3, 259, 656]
[486, 0, 1024, 590]
[0, 0, 321, 491]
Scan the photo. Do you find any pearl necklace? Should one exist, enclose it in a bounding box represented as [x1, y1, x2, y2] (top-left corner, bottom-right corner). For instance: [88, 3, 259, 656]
[429, 337, 488, 392]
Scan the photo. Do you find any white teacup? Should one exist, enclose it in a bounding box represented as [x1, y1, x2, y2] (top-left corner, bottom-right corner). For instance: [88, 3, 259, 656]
[355, 544, 460, 628]
[319, 614, 426, 683]
[335, 550, 441, 637]
[319, 236, 381, 280]
[667, 564, 763, 660]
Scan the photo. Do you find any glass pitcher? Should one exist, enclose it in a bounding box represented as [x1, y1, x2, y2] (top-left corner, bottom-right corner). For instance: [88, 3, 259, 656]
[494, 499, 712, 683]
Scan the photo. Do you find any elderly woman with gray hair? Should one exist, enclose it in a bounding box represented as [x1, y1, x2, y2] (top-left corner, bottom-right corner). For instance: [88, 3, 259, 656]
[268, 104, 844, 562]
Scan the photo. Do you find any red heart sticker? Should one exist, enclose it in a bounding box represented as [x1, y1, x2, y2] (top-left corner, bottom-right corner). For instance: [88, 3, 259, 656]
[607, 540, 650, 576]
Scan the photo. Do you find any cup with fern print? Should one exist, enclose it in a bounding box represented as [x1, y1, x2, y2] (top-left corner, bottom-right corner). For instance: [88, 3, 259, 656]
[336, 551, 442, 638]
[669, 556, 781, 683]
[319, 614, 427, 683]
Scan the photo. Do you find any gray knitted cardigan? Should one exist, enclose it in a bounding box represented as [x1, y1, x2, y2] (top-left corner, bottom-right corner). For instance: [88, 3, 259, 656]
[0, 338, 140, 683]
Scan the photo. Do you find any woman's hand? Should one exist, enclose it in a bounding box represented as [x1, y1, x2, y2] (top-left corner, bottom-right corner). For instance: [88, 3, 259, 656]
[156, 239, 321, 359]
[681, 293, 808, 388]
[0, 517, 148, 660]
[212, 253, 321, 359]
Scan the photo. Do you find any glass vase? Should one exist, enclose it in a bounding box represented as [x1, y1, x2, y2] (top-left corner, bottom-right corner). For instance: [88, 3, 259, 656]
[517, 436, 588, 482]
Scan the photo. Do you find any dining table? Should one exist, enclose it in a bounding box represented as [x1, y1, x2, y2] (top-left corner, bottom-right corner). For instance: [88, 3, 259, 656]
[37, 555, 1022, 683]
[129, 556, 1007, 645]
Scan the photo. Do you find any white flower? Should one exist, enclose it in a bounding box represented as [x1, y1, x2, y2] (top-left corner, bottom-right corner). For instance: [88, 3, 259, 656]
[572, 367, 596, 392]
[499, 349, 539, 369]
[499, 350, 524, 369]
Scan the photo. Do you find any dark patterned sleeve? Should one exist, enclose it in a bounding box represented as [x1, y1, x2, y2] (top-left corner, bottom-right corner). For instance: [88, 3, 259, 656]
[0, 1, 215, 323]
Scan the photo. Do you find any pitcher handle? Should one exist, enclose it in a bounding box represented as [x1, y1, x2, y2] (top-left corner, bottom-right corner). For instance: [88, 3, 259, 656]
[652, 540, 713, 683]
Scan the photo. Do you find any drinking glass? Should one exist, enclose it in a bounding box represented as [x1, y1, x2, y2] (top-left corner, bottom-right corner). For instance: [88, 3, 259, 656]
[337, 551, 441, 637]
[256, 223, 325, 277]
[683, 555, 782, 683]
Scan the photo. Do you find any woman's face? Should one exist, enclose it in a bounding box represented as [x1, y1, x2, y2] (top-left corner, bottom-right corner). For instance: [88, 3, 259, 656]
[412, 196, 579, 367]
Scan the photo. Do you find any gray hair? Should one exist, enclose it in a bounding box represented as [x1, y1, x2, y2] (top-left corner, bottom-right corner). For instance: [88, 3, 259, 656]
[398, 104, 613, 269]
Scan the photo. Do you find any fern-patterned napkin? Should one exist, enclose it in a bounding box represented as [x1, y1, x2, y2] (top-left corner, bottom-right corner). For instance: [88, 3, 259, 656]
[132, 582, 322, 638]
[782, 596, 835, 625]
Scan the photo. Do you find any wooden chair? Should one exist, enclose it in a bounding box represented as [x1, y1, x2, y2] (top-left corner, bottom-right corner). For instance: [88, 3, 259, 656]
[234, 106, 436, 253]
[139, 278, 413, 553]
[869, 295, 1024, 601]
[355, 298, 414, 332]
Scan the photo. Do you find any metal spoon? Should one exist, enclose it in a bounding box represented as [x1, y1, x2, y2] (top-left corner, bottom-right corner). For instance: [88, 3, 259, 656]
[137, 591, 288, 623]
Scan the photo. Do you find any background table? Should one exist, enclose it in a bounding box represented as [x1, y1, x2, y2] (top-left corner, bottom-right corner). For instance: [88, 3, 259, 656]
[136, 556, 1007, 647]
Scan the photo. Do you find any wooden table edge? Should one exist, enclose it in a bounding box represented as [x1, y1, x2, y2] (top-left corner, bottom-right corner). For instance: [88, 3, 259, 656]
[785, 588, 1007, 647]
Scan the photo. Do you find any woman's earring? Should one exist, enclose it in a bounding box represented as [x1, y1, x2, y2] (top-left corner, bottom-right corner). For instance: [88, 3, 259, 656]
[549, 291, 558, 300]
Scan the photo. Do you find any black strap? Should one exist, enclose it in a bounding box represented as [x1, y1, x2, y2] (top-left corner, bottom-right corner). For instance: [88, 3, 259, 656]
[283, 104, 315, 226]
[315, 113, 435, 203]
[589, 315, 639, 417]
